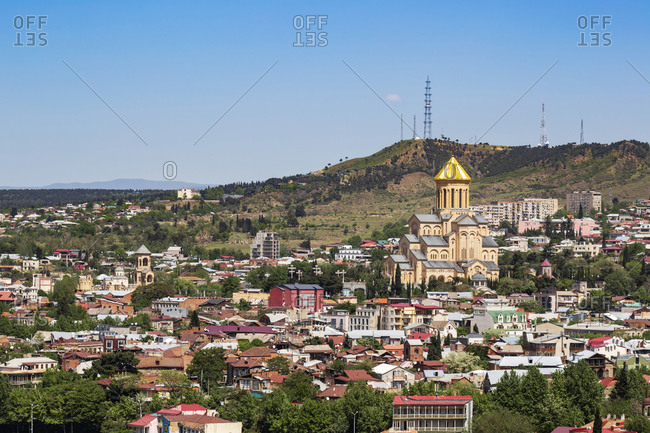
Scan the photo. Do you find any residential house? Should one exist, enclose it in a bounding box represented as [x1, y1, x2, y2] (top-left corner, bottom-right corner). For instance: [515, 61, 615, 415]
[0, 356, 57, 386]
[372, 363, 416, 392]
[388, 395, 474, 433]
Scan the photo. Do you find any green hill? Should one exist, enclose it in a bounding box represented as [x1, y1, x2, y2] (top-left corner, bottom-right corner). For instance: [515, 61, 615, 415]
[218, 139, 650, 246]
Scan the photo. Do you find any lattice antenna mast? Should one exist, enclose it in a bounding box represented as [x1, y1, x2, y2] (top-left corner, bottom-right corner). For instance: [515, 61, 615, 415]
[412, 115, 417, 139]
[400, 114, 404, 141]
[580, 119, 584, 144]
[539, 103, 549, 146]
[424, 76, 432, 139]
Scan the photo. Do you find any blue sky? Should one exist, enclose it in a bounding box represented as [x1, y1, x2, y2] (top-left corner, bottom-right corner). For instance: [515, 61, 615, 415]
[1, 1, 649, 187]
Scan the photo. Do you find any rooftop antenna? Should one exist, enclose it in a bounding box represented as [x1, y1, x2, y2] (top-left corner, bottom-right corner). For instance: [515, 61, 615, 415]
[424, 76, 432, 139]
[579, 119, 584, 144]
[539, 103, 549, 146]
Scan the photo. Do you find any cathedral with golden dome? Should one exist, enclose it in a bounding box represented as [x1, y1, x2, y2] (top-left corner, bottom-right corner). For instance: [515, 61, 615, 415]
[385, 155, 500, 285]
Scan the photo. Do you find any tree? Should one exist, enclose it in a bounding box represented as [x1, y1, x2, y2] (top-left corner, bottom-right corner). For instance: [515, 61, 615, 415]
[551, 360, 604, 423]
[267, 356, 290, 375]
[474, 408, 535, 433]
[131, 282, 174, 310]
[281, 371, 317, 402]
[159, 370, 192, 402]
[84, 352, 140, 379]
[339, 382, 393, 433]
[221, 276, 241, 298]
[519, 299, 546, 313]
[330, 358, 346, 373]
[578, 204, 584, 219]
[427, 334, 442, 361]
[51, 275, 78, 318]
[625, 415, 650, 433]
[186, 347, 226, 391]
[0, 373, 10, 410]
[593, 406, 602, 433]
[189, 310, 200, 328]
[519, 367, 549, 420]
[357, 338, 383, 351]
[441, 352, 482, 373]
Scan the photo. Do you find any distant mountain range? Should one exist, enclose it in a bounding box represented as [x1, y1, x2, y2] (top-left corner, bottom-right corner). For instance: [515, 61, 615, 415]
[0, 179, 211, 190]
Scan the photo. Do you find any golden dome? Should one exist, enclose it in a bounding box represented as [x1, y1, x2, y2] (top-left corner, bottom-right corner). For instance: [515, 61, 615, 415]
[434, 156, 471, 181]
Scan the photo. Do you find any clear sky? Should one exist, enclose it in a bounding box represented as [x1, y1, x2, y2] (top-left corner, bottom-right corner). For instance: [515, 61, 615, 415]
[1, 1, 649, 187]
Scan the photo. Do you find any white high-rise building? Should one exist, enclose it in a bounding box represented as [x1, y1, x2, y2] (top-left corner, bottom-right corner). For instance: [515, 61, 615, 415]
[251, 231, 280, 259]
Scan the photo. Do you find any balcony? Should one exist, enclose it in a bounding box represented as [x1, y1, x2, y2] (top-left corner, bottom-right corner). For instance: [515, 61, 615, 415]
[393, 413, 467, 420]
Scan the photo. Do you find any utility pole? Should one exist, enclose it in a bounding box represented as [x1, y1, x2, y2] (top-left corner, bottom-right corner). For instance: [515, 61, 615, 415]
[352, 411, 359, 433]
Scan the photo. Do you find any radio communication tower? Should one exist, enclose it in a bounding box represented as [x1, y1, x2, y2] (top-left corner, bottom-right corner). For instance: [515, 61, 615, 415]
[423, 76, 432, 139]
[580, 119, 584, 144]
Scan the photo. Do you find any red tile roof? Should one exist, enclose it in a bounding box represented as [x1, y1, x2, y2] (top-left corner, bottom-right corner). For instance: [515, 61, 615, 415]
[340, 370, 380, 382]
[316, 384, 347, 398]
[128, 415, 156, 427]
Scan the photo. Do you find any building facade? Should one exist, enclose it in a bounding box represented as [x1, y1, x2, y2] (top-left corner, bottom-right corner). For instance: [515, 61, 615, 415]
[385, 156, 500, 284]
[390, 395, 473, 433]
[250, 231, 280, 260]
[566, 191, 602, 214]
[475, 198, 559, 226]
[269, 283, 324, 313]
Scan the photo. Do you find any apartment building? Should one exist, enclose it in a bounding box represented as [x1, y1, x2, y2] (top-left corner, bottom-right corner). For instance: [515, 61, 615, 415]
[474, 198, 558, 226]
[566, 191, 602, 214]
[250, 231, 279, 260]
[389, 396, 474, 433]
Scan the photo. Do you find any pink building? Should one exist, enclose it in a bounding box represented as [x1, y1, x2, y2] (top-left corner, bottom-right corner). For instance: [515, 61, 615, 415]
[269, 283, 324, 313]
[573, 218, 599, 237]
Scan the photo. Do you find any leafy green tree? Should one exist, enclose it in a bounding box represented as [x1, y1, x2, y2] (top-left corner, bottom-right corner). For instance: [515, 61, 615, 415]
[123, 313, 152, 331]
[281, 371, 317, 402]
[625, 415, 650, 433]
[330, 358, 346, 373]
[427, 334, 442, 361]
[442, 351, 482, 373]
[357, 338, 383, 351]
[238, 338, 266, 352]
[593, 406, 602, 433]
[186, 347, 226, 391]
[51, 276, 78, 318]
[226, 390, 264, 430]
[189, 310, 200, 328]
[519, 299, 546, 313]
[267, 356, 290, 375]
[259, 389, 295, 433]
[339, 382, 393, 433]
[221, 276, 241, 298]
[0, 372, 12, 409]
[159, 370, 192, 402]
[519, 367, 549, 420]
[84, 352, 140, 379]
[551, 360, 603, 423]
[293, 399, 347, 433]
[493, 370, 523, 413]
[474, 408, 535, 433]
[131, 282, 174, 310]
